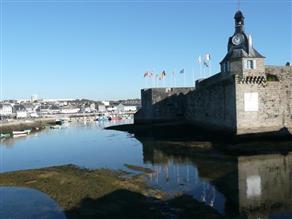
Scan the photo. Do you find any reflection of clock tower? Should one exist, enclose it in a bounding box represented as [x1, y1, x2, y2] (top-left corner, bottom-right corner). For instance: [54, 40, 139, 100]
[220, 10, 265, 77]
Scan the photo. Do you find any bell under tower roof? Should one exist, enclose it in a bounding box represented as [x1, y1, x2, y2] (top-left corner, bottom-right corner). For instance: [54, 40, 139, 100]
[234, 10, 245, 33]
[220, 10, 265, 64]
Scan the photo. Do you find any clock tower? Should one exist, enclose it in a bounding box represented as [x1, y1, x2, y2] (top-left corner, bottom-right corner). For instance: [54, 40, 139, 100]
[220, 10, 265, 76]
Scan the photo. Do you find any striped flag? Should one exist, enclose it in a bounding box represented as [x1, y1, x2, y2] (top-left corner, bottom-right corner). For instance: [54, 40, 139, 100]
[144, 72, 149, 77]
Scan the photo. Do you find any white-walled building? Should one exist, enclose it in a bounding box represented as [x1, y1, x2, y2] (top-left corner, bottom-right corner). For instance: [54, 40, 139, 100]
[16, 111, 28, 118]
[0, 103, 13, 117]
[98, 105, 106, 112]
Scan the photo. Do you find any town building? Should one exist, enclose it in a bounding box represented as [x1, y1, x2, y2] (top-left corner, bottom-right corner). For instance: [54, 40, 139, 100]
[0, 103, 13, 118]
[135, 10, 292, 136]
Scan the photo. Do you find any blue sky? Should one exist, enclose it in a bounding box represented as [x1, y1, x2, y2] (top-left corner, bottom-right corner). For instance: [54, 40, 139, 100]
[0, 0, 291, 100]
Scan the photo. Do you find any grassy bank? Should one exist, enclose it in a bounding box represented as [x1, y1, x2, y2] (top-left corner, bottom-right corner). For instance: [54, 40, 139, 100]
[0, 118, 56, 133]
[0, 165, 223, 219]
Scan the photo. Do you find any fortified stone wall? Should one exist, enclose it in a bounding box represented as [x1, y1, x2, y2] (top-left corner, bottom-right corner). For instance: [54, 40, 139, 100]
[185, 75, 237, 132]
[134, 87, 193, 124]
[236, 66, 292, 134]
[135, 66, 292, 135]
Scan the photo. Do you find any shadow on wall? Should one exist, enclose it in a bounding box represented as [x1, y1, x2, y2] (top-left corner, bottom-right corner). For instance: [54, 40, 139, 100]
[65, 189, 224, 219]
[135, 90, 191, 124]
[108, 122, 292, 156]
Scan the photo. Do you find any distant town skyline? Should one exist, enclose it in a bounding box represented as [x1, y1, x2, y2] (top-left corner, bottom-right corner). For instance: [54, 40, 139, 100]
[0, 0, 291, 100]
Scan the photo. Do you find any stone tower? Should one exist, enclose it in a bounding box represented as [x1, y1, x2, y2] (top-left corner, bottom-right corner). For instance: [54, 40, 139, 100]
[220, 10, 265, 77]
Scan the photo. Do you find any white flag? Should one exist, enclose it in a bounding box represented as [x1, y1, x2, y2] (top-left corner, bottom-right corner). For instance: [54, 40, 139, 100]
[205, 53, 211, 61]
[197, 56, 202, 64]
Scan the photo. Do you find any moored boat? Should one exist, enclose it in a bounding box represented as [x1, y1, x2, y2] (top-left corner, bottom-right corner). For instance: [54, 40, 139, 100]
[12, 130, 31, 135]
[0, 133, 11, 139]
[50, 125, 62, 129]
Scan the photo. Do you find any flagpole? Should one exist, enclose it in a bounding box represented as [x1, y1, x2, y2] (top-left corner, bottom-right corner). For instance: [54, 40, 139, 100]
[174, 69, 177, 87]
[152, 73, 155, 88]
[184, 70, 186, 87]
[192, 68, 195, 86]
[171, 71, 173, 87]
[210, 61, 212, 76]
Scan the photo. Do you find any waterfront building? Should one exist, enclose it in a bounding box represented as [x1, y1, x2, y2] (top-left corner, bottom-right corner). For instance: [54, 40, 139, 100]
[98, 105, 106, 113]
[116, 103, 137, 113]
[0, 103, 13, 118]
[135, 10, 292, 136]
[60, 106, 80, 114]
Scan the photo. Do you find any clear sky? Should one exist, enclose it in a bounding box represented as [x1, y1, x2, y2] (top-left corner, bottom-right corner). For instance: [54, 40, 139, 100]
[0, 0, 291, 100]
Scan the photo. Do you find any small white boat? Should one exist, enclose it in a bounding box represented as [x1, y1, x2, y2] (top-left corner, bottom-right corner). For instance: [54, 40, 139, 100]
[13, 133, 28, 138]
[12, 130, 31, 135]
[50, 125, 62, 129]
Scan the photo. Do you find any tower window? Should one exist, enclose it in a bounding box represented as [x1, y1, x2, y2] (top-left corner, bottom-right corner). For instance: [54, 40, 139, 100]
[244, 59, 257, 70]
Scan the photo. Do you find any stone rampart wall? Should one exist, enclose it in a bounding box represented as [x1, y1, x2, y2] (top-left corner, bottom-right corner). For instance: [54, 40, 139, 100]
[185, 76, 237, 132]
[236, 66, 292, 134]
[134, 87, 193, 123]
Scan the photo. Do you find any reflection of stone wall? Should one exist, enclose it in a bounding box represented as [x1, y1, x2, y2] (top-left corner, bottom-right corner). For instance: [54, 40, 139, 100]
[238, 153, 292, 218]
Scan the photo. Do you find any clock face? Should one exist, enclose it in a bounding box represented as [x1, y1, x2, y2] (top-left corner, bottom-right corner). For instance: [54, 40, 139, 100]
[232, 34, 243, 45]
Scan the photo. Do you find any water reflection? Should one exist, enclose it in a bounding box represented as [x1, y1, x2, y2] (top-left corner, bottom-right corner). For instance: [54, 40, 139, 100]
[2, 122, 292, 218]
[139, 137, 292, 218]
[237, 154, 292, 219]
[0, 120, 143, 173]
[0, 187, 66, 219]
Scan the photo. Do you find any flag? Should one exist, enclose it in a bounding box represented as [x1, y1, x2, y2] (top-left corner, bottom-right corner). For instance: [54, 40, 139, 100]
[144, 72, 149, 78]
[149, 72, 153, 78]
[179, 69, 184, 74]
[197, 56, 202, 64]
[203, 61, 209, 67]
[161, 70, 166, 77]
[205, 53, 211, 61]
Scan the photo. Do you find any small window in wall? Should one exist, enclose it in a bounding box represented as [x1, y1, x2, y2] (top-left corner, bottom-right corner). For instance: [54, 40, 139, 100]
[244, 92, 258, 111]
[244, 59, 257, 70]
